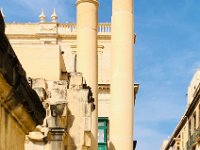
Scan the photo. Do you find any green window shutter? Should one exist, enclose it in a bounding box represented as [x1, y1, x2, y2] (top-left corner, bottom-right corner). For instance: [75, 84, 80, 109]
[98, 117, 108, 150]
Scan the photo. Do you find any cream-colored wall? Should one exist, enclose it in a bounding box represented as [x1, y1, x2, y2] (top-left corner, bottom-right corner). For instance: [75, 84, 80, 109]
[6, 23, 39, 35]
[5, 23, 112, 118]
[98, 41, 111, 84]
[0, 106, 25, 150]
[12, 45, 61, 81]
[6, 23, 111, 83]
[58, 41, 111, 84]
[59, 43, 77, 73]
[98, 92, 110, 117]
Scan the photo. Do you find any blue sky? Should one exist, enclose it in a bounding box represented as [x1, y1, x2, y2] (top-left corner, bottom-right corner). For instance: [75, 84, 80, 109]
[1, 0, 200, 149]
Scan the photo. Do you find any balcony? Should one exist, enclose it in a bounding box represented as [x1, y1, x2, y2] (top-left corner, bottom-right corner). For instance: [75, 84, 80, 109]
[187, 126, 200, 150]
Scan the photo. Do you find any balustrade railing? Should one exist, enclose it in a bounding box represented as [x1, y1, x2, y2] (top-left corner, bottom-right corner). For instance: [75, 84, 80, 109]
[58, 23, 111, 34]
[98, 23, 111, 33]
[58, 23, 77, 34]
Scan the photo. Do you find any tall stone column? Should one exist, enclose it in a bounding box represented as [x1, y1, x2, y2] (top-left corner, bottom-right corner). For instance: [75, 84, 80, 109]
[76, 0, 98, 149]
[110, 0, 134, 149]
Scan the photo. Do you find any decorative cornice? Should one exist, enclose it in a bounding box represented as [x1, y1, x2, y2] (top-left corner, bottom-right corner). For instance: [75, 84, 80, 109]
[97, 83, 139, 93]
[70, 44, 104, 49]
[98, 34, 111, 40]
[76, 0, 99, 7]
[98, 84, 110, 90]
[6, 34, 111, 41]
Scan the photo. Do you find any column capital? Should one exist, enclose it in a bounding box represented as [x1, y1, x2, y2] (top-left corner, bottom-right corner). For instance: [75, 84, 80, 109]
[76, 0, 98, 7]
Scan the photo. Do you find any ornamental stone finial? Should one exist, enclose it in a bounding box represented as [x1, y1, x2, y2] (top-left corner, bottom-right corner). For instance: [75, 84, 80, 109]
[51, 8, 58, 23]
[39, 9, 46, 23]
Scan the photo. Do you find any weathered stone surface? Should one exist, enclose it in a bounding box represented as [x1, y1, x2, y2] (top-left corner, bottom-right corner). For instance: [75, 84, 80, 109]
[0, 106, 25, 150]
[0, 15, 45, 150]
[69, 72, 83, 89]
[25, 78, 68, 150]
[67, 73, 93, 149]
[25, 73, 93, 150]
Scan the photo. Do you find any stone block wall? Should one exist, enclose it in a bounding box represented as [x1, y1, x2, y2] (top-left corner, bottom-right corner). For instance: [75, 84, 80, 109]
[0, 107, 25, 150]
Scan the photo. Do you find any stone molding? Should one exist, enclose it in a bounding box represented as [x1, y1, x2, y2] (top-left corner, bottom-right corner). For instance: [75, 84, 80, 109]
[76, 0, 99, 7]
[6, 34, 111, 41]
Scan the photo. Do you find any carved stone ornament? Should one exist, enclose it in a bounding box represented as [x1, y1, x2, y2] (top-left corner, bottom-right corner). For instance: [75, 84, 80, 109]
[40, 25, 57, 32]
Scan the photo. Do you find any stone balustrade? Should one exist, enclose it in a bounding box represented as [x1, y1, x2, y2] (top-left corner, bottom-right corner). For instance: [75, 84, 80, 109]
[5, 23, 111, 36]
[58, 23, 77, 34]
[58, 23, 111, 34]
[98, 23, 111, 33]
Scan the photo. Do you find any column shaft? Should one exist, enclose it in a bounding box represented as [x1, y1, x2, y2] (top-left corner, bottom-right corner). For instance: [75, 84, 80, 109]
[76, 0, 98, 149]
[110, 0, 134, 149]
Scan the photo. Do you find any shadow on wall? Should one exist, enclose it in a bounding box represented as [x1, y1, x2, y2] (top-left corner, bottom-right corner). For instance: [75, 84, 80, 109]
[66, 109, 76, 148]
[109, 142, 116, 150]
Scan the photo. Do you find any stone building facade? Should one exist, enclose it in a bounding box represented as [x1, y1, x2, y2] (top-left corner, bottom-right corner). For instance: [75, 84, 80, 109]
[4, 16, 113, 150]
[162, 70, 200, 150]
[0, 12, 46, 150]
[4, 17, 138, 150]
[2, 0, 137, 149]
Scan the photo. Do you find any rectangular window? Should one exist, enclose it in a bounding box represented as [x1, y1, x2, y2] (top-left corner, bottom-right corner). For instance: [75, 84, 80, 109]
[98, 129, 105, 143]
[189, 120, 191, 137]
[194, 112, 196, 130]
[98, 117, 108, 150]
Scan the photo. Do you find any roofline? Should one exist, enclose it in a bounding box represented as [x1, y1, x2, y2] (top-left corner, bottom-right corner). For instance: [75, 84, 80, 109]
[164, 82, 200, 149]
